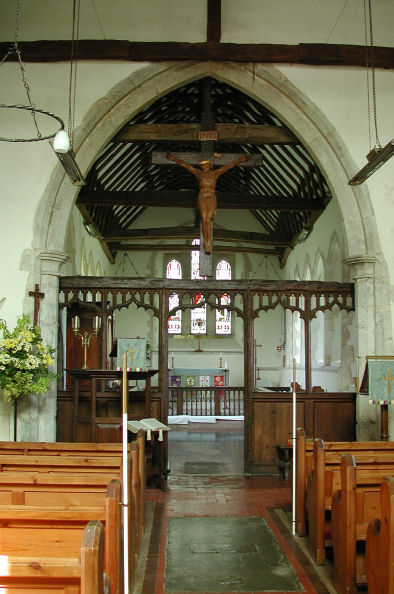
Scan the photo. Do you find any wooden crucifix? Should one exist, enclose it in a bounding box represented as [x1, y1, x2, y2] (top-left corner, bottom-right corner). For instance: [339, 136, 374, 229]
[152, 78, 262, 275]
[28, 283, 45, 325]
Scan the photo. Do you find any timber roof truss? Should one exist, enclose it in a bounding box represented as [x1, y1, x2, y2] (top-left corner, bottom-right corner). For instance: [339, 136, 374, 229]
[77, 77, 331, 265]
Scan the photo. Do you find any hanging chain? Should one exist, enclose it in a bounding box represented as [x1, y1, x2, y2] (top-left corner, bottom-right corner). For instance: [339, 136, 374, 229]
[367, 0, 381, 149]
[8, 0, 42, 138]
[68, 0, 81, 147]
[0, 0, 65, 142]
[363, 0, 372, 150]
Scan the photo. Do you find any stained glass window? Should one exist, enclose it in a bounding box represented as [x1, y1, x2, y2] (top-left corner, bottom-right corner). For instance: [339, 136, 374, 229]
[190, 239, 207, 332]
[191, 239, 206, 280]
[216, 259, 231, 280]
[216, 293, 231, 334]
[216, 260, 232, 334]
[191, 292, 206, 334]
[167, 259, 182, 334]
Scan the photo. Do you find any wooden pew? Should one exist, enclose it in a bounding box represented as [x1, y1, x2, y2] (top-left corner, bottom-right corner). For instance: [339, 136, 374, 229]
[0, 437, 146, 529]
[0, 519, 110, 593]
[0, 440, 126, 456]
[305, 438, 394, 564]
[0, 453, 126, 474]
[296, 430, 394, 539]
[0, 478, 121, 594]
[0, 439, 146, 571]
[295, 427, 314, 536]
[331, 456, 394, 594]
[0, 470, 119, 506]
[366, 476, 394, 594]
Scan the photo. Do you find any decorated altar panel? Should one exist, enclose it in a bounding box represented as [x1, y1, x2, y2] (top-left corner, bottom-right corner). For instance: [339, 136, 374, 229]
[110, 338, 151, 369]
[169, 368, 229, 388]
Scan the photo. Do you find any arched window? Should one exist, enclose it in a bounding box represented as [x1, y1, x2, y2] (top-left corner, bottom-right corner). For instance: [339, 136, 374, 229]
[190, 240, 206, 333]
[216, 260, 232, 334]
[191, 292, 206, 334]
[167, 259, 182, 334]
[191, 239, 205, 280]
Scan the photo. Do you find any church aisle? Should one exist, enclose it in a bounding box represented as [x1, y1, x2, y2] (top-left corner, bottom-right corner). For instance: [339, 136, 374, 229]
[134, 422, 334, 594]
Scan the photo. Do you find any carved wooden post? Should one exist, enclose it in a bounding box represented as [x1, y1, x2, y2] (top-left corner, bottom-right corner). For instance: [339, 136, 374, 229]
[244, 290, 254, 471]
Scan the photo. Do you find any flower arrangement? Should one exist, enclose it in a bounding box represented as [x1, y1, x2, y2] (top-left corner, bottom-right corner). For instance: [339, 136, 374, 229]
[0, 314, 56, 404]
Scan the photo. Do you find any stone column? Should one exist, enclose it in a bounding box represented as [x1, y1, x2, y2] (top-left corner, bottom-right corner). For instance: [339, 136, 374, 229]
[18, 250, 68, 442]
[344, 255, 377, 440]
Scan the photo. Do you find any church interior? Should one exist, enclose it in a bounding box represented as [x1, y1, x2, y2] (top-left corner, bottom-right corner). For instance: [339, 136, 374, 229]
[0, 0, 393, 592]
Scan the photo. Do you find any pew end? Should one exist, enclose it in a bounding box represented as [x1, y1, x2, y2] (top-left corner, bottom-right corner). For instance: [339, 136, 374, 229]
[0, 520, 109, 593]
[366, 476, 394, 594]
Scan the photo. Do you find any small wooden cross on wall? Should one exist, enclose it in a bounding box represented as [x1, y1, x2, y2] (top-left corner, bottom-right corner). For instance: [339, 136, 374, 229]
[28, 284, 45, 325]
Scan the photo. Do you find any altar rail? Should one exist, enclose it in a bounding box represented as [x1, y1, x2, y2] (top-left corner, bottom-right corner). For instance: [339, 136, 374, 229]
[168, 386, 244, 416]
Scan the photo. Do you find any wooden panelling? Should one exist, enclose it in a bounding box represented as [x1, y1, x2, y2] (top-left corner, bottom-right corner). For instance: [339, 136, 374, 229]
[247, 391, 356, 474]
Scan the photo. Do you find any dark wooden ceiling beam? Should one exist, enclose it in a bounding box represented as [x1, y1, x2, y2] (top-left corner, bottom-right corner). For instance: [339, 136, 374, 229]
[207, 0, 221, 43]
[76, 204, 116, 264]
[110, 242, 282, 255]
[103, 226, 290, 247]
[113, 123, 298, 144]
[78, 190, 326, 211]
[1, 40, 393, 68]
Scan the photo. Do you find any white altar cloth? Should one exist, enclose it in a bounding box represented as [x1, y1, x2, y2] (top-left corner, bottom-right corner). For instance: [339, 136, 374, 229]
[168, 415, 244, 425]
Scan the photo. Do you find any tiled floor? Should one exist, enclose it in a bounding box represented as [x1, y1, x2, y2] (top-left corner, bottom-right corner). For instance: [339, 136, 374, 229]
[135, 421, 335, 594]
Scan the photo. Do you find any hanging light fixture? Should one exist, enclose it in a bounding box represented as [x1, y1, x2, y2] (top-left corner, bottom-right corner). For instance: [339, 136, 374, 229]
[348, 0, 393, 185]
[0, 0, 65, 143]
[50, 0, 85, 186]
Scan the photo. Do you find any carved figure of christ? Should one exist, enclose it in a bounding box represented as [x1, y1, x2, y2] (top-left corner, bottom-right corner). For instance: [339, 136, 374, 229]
[167, 153, 247, 253]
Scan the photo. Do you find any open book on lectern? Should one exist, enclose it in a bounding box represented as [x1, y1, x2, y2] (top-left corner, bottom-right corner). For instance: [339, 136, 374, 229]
[127, 418, 171, 441]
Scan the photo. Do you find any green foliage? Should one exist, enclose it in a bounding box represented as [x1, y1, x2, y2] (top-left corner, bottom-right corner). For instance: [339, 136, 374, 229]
[0, 314, 56, 404]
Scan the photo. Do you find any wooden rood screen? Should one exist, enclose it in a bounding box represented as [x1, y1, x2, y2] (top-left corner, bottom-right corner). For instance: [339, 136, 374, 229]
[58, 277, 354, 419]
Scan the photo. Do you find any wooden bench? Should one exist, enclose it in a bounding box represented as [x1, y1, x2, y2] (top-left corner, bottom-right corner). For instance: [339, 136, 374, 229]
[296, 428, 394, 538]
[0, 438, 146, 574]
[295, 427, 314, 536]
[0, 519, 110, 593]
[0, 478, 121, 594]
[331, 455, 394, 594]
[0, 440, 127, 456]
[0, 470, 120, 506]
[366, 476, 394, 594]
[0, 434, 146, 532]
[305, 438, 394, 564]
[0, 453, 127, 474]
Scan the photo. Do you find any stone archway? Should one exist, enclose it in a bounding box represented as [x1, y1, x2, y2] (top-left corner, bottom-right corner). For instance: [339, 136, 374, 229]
[24, 61, 391, 441]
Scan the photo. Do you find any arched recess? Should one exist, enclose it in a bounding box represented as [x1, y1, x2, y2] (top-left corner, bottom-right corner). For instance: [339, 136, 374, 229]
[25, 60, 392, 441]
[33, 61, 381, 260]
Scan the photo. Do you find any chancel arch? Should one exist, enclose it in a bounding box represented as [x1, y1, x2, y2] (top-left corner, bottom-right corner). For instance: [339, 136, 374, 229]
[23, 60, 391, 446]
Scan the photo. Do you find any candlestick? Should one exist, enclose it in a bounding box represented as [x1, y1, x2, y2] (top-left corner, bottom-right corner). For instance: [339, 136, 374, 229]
[219, 353, 223, 368]
[72, 316, 101, 369]
[93, 315, 101, 331]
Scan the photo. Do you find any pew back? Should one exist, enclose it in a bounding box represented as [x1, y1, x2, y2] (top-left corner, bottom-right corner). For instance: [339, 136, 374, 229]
[306, 438, 394, 565]
[366, 476, 394, 594]
[331, 454, 394, 594]
[0, 519, 109, 593]
[0, 479, 121, 594]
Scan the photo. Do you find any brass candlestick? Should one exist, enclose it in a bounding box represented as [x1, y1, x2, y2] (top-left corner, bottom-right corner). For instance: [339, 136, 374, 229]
[72, 315, 101, 369]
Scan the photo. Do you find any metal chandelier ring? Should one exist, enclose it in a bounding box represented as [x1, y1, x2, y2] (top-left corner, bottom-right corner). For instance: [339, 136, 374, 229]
[0, 104, 65, 142]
